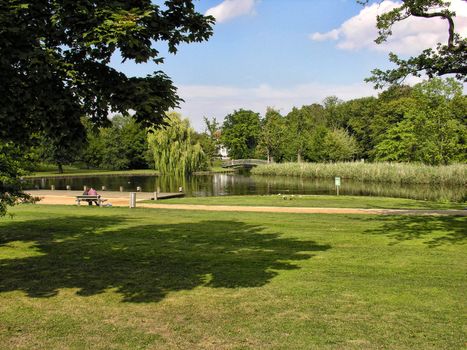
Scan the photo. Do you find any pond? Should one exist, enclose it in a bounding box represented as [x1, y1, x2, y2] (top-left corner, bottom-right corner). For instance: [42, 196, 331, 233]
[25, 171, 466, 202]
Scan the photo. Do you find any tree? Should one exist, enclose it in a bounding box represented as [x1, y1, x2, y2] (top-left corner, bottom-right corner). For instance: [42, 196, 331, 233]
[147, 112, 208, 176]
[101, 115, 151, 170]
[360, 0, 466, 88]
[284, 104, 326, 162]
[221, 110, 261, 159]
[0, 143, 34, 216]
[323, 129, 359, 162]
[323, 96, 345, 130]
[0, 0, 213, 214]
[374, 78, 467, 164]
[258, 108, 286, 163]
[36, 119, 87, 173]
[201, 116, 221, 161]
[0, 1, 214, 143]
[334, 97, 379, 159]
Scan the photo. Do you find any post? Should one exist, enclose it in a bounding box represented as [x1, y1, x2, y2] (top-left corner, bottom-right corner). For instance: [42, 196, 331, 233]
[51, 185, 55, 191]
[154, 191, 158, 201]
[101, 186, 106, 191]
[137, 186, 142, 192]
[119, 186, 123, 192]
[335, 176, 341, 196]
[178, 186, 183, 193]
[83, 185, 87, 192]
[66, 185, 71, 191]
[129, 192, 136, 208]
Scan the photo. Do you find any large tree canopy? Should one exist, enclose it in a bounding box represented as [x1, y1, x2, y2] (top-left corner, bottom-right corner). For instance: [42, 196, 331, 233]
[0, 0, 214, 143]
[359, 0, 466, 88]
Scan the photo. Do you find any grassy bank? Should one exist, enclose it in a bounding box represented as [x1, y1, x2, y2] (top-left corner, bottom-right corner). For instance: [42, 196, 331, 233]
[26, 168, 160, 178]
[143, 195, 466, 210]
[252, 162, 467, 185]
[0, 205, 465, 349]
[26, 166, 233, 178]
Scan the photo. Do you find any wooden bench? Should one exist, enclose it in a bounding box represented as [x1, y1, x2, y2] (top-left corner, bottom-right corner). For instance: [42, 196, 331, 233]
[75, 195, 105, 206]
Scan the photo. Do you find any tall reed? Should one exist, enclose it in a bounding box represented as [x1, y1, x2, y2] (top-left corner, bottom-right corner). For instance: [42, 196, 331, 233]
[251, 162, 467, 185]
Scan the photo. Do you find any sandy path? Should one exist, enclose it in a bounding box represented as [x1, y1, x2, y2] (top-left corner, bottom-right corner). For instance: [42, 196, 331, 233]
[27, 191, 467, 216]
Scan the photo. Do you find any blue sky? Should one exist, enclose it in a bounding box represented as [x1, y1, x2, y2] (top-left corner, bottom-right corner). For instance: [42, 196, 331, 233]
[110, 0, 467, 130]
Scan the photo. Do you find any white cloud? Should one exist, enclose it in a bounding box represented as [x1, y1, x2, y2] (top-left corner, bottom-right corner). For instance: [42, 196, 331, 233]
[206, 0, 259, 23]
[176, 82, 376, 131]
[310, 0, 467, 55]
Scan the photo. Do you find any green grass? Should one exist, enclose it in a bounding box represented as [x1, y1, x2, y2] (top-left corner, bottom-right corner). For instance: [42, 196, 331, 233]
[0, 205, 465, 349]
[143, 195, 466, 210]
[27, 164, 232, 178]
[252, 162, 467, 185]
[27, 168, 160, 178]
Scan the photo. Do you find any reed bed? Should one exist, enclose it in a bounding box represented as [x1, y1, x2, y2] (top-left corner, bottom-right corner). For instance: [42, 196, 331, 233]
[251, 162, 467, 185]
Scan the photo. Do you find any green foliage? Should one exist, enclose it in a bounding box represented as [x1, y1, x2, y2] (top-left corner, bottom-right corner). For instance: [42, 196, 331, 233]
[374, 79, 467, 165]
[361, 0, 466, 87]
[198, 117, 221, 162]
[0, 143, 32, 216]
[221, 110, 261, 159]
[283, 104, 326, 162]
[53, 115, 152, 171]
[257, 108, 286, 162]
[0, 0, 214, 144]
[0, 0, 213, 215]
[323, 129, 359, 161]
[147, 112, 208, 175]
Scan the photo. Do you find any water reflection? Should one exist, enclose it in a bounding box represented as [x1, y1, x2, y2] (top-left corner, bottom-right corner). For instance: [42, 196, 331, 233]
[25, 172, 466, 202]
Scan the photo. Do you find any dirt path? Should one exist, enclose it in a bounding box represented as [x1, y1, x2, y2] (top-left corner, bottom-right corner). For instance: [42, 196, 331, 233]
[27, 191, 467, 216]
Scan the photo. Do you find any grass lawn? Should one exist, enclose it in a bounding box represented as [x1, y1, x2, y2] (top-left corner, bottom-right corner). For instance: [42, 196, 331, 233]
[143, 194, 466, 210]
[0, 205, 465, 349]
[27, 168, 233, 178]
[26, 168, 160, 178]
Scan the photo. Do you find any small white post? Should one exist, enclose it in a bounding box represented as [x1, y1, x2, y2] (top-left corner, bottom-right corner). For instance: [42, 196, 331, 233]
[119, 186, 124, 192]
[51, 185, 55, 191]
[101, 186, 106, 191]
[154, 191, 158, 201]
[129, 192, 136, 208]
[66, 185, 71, 191]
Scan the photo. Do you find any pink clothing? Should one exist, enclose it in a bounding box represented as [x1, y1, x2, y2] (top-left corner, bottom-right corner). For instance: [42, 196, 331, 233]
[88, 188, 97, 195]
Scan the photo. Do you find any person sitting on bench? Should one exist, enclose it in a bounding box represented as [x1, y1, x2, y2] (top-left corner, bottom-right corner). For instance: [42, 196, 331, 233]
[87, 187, 100, 206]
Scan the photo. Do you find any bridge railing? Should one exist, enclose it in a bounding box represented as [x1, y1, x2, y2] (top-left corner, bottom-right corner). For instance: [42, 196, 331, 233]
[221, 159, 270, 167]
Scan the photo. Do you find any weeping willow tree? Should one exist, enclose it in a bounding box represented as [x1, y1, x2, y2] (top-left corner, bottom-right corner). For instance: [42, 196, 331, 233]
[148, 112, 208, 176]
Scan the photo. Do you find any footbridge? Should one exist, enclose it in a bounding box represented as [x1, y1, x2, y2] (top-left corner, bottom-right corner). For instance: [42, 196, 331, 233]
[221, 159, 270, 168]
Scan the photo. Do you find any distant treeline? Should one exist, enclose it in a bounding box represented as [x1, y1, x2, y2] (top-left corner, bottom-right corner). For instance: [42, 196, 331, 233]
[219, 78, 466, 166]
[32, 78, 466, 173]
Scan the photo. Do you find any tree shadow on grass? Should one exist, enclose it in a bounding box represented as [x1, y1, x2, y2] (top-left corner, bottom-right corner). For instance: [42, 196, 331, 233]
[362, 215, 466, 247]
[0, 216, 330, 302]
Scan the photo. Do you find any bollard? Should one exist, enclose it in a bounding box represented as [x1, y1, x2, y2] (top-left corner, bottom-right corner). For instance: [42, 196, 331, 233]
[83, 185, 87, 192]
[66, 185, 71, 190]
[137, 186, 142, 192]
[101, 186, 106, 191]
[179, 186, 183, 192]
[51, 185, 55, 191]
[119, 186, 124, 192]
[129, 192, 136, 208]
[153, 191, 158, 201]
[157, 186, 161, 193]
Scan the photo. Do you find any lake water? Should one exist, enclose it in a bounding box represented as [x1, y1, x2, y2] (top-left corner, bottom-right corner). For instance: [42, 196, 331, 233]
[25, 171, 466, 202]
